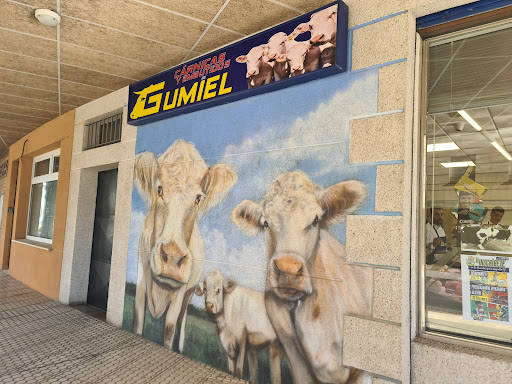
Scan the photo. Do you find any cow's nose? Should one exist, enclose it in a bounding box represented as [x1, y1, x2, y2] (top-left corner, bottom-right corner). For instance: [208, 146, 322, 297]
[274, 255, 303, 276]
[161, 244, 187, 266]
[310, 34, 325, 44]
[292, 65, 303, 72]
[247, 70, 257, 76]
[206, 302, 214, 312]
[268, 53, 277, 60]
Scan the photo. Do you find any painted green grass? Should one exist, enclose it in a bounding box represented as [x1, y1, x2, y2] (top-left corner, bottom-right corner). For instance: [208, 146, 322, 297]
[122, 284, 293, 383]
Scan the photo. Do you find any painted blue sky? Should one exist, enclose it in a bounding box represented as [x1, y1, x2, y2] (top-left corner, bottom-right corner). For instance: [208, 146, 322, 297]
[127, 69, 380, 307]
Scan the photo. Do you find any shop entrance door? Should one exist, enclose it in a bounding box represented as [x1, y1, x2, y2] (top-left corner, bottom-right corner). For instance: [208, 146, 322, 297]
[87, 169, 118, 311]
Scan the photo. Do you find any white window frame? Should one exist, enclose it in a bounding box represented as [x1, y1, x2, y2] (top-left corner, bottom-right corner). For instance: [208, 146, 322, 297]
[26, 149, 60, 244]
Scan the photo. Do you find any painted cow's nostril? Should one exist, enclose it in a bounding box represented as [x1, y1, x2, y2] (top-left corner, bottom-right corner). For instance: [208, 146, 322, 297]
[177, 254, 187, 267]
[161, 247, 168, 263]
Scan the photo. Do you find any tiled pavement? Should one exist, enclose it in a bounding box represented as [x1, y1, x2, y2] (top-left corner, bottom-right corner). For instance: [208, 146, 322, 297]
[0, 271, 248, 384]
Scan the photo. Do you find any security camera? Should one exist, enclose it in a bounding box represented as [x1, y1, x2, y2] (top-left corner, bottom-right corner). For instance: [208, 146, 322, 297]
[454, 122, 464, 131]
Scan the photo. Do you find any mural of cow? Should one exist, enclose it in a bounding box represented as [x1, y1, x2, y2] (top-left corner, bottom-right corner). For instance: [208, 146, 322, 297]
[195, 269, 282, 384]
[133, 139, 237, 351]
[232, 171, 372, 384]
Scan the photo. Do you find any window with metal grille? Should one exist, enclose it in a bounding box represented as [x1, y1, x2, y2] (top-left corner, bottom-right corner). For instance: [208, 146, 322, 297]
[84, 112, 123, 150]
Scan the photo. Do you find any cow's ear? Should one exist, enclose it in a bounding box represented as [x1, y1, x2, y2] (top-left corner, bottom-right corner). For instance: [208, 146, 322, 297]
[199, 164, 237, 216]
[236, 55, 247, 63]
[231, 200, 263, 236]
[294, 22, 310, 33]
[134, 152, 158, 202]
[223, 278, 237, 294]
[318, 180, 367, 225]
[195, 280, 205, 296]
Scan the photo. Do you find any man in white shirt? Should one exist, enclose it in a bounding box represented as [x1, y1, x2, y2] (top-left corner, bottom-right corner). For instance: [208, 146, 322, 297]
[426, 207, 446, 264]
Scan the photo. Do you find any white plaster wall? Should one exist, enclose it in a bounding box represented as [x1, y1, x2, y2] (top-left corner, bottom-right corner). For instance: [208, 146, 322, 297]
[60, 87, 136, 327]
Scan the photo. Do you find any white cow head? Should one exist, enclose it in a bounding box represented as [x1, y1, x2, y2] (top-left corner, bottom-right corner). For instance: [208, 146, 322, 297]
[236, 44, 270, 78]
[286, 41, 309, 75]
[135, 140, 237, 288]
[232, 171, 366, 301]
[195, 269, 236, 317]
[293, 4, 337, 45]
[267, 32, 288, 62]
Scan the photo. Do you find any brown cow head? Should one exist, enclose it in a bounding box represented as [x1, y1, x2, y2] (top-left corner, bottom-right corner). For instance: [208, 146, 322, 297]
[195, 269, 236, 317]
[236, 44, 270, 78]
[135, 140, 237, 288]
[232, 171, 366, 301]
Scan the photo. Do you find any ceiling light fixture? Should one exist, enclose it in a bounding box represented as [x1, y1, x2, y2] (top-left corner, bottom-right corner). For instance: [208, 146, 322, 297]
[427, 142, 459, 152]
[35, 9, 61, 27]
[458, 110, 482, 131]
[441, 161, 476, 168]
[491, 141, 512, 161]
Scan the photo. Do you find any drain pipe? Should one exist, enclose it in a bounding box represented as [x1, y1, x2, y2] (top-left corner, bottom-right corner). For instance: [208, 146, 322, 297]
[7, 139, 28, 268]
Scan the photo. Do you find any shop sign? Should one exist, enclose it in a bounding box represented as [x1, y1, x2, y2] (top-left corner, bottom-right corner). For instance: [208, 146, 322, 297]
[127, 0, 348, 125]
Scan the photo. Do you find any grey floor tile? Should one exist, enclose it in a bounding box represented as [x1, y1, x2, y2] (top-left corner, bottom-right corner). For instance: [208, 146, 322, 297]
[0, 272, 246, 384]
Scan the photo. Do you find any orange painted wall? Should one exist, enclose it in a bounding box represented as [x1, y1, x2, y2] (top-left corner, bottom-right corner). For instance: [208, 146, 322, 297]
[0, 111, 74, 300]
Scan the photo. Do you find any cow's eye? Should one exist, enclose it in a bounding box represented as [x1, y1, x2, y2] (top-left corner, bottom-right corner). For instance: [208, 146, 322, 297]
[195, 194, 202, 205]
[312, 215, 319, 227]
[158, 186, 163, 196]
[216, 288, 221, 294]
[263, 220, 269, 228]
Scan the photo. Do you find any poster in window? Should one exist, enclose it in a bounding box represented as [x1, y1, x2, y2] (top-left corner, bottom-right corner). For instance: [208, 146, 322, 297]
[461, 254, 511, 325]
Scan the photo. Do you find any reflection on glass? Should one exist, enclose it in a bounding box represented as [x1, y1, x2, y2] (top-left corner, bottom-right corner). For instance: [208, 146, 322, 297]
[27, 181, 57, 240]
[425, 24, 512, 345]
[53, 156, 60, 173]
[34, 159, 50, 177]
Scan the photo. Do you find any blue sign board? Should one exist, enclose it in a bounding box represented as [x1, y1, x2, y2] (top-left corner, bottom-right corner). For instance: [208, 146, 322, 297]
[128, 0, 348, 125]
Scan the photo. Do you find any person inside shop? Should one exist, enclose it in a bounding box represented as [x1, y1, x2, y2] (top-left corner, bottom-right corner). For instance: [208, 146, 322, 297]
[426, 206, 447, 264]
[485, 206, 505, 228]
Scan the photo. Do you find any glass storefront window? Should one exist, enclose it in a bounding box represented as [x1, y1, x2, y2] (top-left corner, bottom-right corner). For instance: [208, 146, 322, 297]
[26, 149, 60, 243]
[423, 20, 512, 345]
[27, 181, 57, 239]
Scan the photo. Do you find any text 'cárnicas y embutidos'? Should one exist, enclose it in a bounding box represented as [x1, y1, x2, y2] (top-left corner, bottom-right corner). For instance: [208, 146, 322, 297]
[130, 52, 232, 120]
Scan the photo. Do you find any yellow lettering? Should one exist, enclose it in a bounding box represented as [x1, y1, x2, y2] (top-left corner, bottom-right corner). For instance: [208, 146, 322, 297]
[177, 82, 198, 107]
[162, 89, 178, 110]
[196, 80, 206, 102]
[130, 81, 165, 119]
[202, 75, 220, 100]
[218, 72, 232, 96]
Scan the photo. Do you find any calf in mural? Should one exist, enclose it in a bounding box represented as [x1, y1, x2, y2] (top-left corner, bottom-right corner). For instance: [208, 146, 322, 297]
[195, 269, 282, 384]
[133, 140, 237, 351]
[232, 171, 373, 384]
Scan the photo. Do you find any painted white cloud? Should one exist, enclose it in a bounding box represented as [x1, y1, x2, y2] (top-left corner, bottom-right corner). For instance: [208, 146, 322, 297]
[221, 72, 378, 198]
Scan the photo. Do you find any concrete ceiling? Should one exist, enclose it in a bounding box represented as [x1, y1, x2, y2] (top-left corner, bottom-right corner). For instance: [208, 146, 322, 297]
[0, 0, 332, 149]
